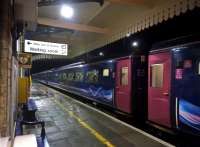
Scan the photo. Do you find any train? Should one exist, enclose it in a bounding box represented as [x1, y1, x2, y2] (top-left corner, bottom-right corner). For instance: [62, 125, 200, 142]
[34, 55, 147, 119]
[33, 34, 200, 137]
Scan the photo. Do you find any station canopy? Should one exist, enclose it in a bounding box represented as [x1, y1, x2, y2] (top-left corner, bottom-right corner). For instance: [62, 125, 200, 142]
[24, 0, 200, 60]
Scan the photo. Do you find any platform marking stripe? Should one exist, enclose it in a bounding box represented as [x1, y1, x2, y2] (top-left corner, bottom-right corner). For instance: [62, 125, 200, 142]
[41, 83, 175, 147]
[53, 99, 115, 147]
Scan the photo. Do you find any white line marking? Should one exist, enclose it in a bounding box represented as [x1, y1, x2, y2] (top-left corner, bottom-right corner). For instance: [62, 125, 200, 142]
[40, 83, 175, 147]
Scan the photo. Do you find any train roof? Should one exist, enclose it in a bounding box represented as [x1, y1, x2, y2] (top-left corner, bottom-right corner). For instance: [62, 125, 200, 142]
[33, 55, 133, 75]
[151, 33, 200, 52]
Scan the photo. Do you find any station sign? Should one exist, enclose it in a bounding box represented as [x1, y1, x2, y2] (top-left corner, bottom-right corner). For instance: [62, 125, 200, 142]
[24, 40, 68, 56]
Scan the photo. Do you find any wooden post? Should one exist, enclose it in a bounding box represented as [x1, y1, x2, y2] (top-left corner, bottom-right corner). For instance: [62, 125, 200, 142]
[0, 0, 13, 137]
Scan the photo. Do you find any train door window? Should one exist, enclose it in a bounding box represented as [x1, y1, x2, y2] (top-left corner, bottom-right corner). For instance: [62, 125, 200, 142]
[121, 67, 128, 86]
[103, 69, 109, 77]
[151, 64, 163, 88]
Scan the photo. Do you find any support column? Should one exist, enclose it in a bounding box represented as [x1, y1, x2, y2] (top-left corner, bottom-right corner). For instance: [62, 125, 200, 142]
[0, 0, 12, 137]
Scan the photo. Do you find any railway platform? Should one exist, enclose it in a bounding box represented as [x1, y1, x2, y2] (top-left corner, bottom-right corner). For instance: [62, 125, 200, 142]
[22, 82, 175, 147]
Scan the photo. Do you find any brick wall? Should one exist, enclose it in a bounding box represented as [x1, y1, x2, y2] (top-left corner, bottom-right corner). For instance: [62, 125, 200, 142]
[0, 0, 12, 137]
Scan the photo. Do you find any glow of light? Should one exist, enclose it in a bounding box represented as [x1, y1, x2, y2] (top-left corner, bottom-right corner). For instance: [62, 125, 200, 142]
[49, 28, 55, 33]
[132, 41, 138, 47]
[172, 47, 181, 52]
[99, 52, 104, 56]
[126, 33, 131, 37]
[61, 5, 74, 18]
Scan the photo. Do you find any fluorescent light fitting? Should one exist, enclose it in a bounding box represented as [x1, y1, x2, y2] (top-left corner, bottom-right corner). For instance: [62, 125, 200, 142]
[61, 5, 74, 18]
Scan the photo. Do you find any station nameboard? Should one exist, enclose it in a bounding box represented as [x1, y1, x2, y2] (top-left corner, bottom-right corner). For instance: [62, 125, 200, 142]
[24, 40, 68, 56]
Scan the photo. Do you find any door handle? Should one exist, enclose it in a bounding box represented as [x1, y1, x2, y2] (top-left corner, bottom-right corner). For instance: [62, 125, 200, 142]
[163, 92, 169, 96]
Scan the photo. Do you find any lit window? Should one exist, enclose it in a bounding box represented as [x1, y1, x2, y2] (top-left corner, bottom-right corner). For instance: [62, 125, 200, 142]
[103, 69, 109, 77]
[151, 64, 163, 88]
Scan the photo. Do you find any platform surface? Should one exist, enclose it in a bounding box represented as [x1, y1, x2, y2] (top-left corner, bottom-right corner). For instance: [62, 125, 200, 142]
[13, 134, 37, 147]
[0, 137, 10, 147]
[25, 82, 174, 147]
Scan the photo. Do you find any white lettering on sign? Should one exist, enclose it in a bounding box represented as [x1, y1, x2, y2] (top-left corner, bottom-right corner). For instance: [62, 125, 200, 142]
[24, 40, 68, 56]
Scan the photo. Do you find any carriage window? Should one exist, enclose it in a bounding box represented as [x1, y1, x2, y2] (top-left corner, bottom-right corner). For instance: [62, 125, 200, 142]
[121, 67, 128, 86]
[86, 70, 99, 83]
[151, 64, 163, 88]
[75, 72, 84, 82]
[103, 69, 109, 77]
[62, 73, 67, 80]
[67, 73, 74, 81]
[58, 73, 62, 81]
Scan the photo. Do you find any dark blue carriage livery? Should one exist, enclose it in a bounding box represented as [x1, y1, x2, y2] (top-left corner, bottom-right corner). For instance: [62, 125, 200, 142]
[38, 59, 116, 107]
[172, 42, 200, 135]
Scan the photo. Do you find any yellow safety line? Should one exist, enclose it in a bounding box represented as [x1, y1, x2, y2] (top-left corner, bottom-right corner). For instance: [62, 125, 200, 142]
[54, 99, 115, 147]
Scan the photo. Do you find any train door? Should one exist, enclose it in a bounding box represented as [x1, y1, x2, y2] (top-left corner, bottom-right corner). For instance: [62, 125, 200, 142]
[148, 52, 172, 128]
[115, 58, 132, 113]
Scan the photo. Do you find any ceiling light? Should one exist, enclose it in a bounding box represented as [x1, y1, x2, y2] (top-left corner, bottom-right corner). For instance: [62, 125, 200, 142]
[132, 41, 138, 47]
[126, 33, 131, 37]
[61, 5, 74, 18]
[108, 60, 113, 63]
[99, 52, 104, 56]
